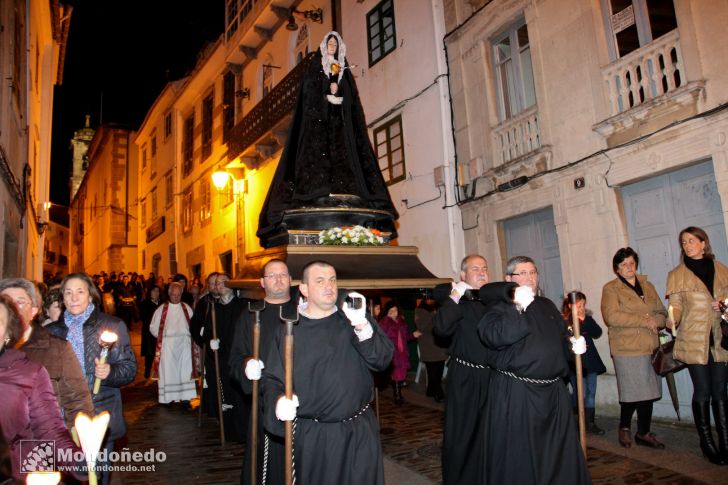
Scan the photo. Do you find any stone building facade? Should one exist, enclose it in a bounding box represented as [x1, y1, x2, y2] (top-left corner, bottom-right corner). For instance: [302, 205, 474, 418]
[445, 0, 728, 418]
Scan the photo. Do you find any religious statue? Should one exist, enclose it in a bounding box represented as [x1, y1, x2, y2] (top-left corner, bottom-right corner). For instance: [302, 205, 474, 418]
[257, 31, 399, 248]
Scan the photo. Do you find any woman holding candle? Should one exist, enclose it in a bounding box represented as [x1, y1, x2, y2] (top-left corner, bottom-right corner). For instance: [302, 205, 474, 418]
[601, 247, 667, 449]
[47, 273, 136, 484]
[666, 226, 728, 464]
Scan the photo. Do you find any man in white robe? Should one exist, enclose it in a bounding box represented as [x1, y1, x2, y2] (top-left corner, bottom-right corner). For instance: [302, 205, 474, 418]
[150, 282, 198, 404]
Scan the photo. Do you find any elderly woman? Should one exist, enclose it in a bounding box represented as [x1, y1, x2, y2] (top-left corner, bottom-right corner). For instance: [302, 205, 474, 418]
[0, 294, 84, 481]
[667, 226, 728, 464]
[601, 247, 667, 449]
[47, 272, 136, 485]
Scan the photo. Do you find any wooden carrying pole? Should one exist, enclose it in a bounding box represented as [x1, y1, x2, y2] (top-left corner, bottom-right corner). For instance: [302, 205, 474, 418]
[280, 307, 298, 485]
[211, 302, 226, 447]
[248, 301, 266, 485]
[570, 291, 587, 456]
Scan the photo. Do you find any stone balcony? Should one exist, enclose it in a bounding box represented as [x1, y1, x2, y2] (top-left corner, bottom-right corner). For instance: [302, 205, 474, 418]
[491, 105, 541, 167]
[594, 29, 705, 142]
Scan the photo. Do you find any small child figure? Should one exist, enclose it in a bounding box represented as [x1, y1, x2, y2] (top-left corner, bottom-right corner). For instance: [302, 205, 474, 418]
[563, 292, 607, 435]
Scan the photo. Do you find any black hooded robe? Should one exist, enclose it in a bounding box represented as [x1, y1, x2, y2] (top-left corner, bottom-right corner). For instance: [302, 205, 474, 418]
[478, 283, 591, 485]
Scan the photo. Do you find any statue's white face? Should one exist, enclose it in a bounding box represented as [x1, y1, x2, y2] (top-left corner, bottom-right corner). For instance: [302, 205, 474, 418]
[327, 37, 338, 56]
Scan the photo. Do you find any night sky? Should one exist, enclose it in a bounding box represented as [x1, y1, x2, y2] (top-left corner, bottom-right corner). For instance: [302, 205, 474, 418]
[50, 0, 225, 205]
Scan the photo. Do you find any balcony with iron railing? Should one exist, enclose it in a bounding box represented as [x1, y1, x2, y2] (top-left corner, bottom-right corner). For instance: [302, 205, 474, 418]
[491, 105, 541, 167]
[594, 29, 705, 138]
[225, 51, 315, 161]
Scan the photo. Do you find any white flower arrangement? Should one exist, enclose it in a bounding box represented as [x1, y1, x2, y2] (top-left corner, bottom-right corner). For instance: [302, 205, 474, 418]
[318, 225, 385, 246]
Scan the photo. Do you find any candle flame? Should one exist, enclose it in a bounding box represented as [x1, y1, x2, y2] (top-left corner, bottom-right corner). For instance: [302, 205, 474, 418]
[99, 331, 118, 345]
[26, 472, 61, 485]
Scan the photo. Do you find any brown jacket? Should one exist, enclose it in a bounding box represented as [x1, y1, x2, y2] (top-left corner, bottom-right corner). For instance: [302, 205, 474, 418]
[601, 274, 667, 356]
[20, 323, 95, 429]
[667, 261, 728, 365]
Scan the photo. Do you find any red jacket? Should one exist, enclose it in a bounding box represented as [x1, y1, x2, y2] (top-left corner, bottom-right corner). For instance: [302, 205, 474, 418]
[0, 348, 83, 480]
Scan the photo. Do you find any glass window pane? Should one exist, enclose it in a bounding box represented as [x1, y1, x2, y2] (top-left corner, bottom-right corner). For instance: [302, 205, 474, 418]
[520, 47, 536, 109]
[517, 25, 529, 48]
[390, 136, 401, 151]
[390, 123, 400, 136]
[495, 37, 511, 62]
[379, 157, 389, 170]
[384, 38, 395, 52]
[392, 163, 403, 178]
[647, 0, 677, 40]
[392, 150, 402, 164]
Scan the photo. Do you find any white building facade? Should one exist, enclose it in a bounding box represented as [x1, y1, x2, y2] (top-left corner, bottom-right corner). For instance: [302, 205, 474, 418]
[445, 0, 728, 418]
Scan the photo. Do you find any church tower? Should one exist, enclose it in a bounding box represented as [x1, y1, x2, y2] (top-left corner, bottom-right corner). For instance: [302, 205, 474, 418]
[69, 114, 95, 199]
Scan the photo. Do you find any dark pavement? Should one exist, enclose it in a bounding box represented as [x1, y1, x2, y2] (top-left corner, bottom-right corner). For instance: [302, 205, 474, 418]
[111, 327, 726, 484]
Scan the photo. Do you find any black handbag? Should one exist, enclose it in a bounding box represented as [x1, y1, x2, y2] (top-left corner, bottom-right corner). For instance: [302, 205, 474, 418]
[720, 319, 728, 351]
[651, 337, 686, 376]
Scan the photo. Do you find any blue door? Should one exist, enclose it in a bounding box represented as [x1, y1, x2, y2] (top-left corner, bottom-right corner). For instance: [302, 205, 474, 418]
[622, 159, 728, 420]
[503, 207, 564, 307]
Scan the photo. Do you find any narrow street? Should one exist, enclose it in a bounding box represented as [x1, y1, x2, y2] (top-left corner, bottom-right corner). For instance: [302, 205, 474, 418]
[112, 327, 725, 484]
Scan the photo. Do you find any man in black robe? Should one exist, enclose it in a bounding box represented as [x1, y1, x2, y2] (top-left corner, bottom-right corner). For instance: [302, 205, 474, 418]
[262, 260, 393, 485]
[478, 256, 591, 484]
[432, 254, 491, 485]
[191, 272, 220, 416]
[229, 259, 293, 485]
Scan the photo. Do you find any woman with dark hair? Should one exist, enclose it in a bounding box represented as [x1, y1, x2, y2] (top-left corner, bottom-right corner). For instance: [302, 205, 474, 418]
[601, 247, 667, 449]
[379, 301, 421, 404]
[46, 272, 136, 485]
[562, 292, 607, 434]
[0, 294, 84, 481]
[41, 287, 63, 326]
[667, 226, 728, 464]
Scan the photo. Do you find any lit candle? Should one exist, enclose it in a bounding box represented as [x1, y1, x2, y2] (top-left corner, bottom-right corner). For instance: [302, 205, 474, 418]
[75, 412, 110, 485]
[93, 331, 118, 395]
[668, 305, 676, 337]
[26, 472, 61, 485]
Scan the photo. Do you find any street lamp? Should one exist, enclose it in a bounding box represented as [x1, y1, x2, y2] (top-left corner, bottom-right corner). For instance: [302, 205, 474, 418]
[212, 171, 231, 191]
[211, 168, 245, 275]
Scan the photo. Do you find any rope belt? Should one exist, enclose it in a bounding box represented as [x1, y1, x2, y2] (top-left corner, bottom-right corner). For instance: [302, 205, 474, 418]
[495, 368, 560, 385]
[454, 356, 489, 369]
[312, 402, 371, 423]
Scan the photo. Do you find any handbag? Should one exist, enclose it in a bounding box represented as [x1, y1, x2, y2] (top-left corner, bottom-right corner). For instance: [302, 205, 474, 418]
[720, 318, 728, 351]
[651, 335, 686, 376]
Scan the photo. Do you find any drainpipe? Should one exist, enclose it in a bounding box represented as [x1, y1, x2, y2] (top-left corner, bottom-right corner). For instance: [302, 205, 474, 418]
[433, 0, 463, 276]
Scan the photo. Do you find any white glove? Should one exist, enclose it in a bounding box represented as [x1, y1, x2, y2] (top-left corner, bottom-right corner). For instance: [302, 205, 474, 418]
[275, 394, 299, 421]
[244, 359, 264, 381]
[209, 339, 220, 351]
[513, 286, 535, 311]
[343, 291, 368, 326]
[570, 336, 587, 355]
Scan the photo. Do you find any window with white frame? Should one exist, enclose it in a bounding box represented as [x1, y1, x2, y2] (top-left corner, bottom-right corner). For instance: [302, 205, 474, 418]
[374, 115, 405, 186]
[603, 0, 677, 60]
[182, 187, 193, 233]
[151, 188, 158, 220]
[165, 172, 173, 207]
[183, 113, 194, 176]
[492, 19, 536, 121]
[367, 0, 396, 66]
[202, 92, 213, 160]
[164, 112, 172, 140]
[199, 177, 211, 222]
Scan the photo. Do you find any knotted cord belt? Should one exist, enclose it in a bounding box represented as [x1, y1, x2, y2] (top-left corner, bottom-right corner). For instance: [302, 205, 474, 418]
[494, 368, 560, 385]
[312, 402, 371, 423]
[454, 356, 489, 369]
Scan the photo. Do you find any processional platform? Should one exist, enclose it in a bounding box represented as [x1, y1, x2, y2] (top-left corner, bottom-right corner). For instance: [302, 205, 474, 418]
[227, 244, 451, 297]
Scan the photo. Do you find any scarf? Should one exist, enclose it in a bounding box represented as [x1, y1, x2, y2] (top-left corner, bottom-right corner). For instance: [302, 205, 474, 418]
[618, 275, 644, 300]
[64, 303, 95, 374]
[685, 257, 715, 297]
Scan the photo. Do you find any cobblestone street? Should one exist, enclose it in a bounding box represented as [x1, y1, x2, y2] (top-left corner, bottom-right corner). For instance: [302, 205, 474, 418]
[112, 329, 726, 484]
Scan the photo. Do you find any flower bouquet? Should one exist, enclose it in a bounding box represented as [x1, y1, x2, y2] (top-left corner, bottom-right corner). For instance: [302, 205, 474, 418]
[318, 225, 385, 246]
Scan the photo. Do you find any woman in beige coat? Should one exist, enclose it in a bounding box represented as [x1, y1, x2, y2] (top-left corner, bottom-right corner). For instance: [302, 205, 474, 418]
[667, 226, 728, 465]
[602, 247, 667, 449]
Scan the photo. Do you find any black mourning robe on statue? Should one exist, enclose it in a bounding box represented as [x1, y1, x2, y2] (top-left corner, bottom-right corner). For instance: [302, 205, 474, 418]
[262, 310, 393, 485]
[432, 285, 491, 485]
[478, 283, 591, 485]
[229, 301, 296, 485]
[257, 50, 398, 247]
